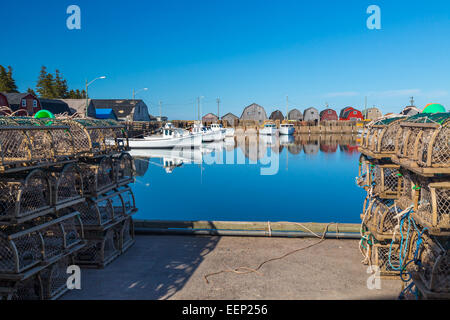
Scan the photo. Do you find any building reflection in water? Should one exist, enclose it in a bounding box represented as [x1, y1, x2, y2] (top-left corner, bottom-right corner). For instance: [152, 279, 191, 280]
[131, 134, 359, 174]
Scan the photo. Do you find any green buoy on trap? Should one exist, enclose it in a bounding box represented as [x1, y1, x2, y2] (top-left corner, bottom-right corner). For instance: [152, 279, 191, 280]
[422, 103, 446, 114]
[34, 109, 55, 125]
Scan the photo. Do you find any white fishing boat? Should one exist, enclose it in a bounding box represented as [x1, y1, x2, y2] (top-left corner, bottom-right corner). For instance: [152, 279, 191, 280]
[192, 123, 216, 142]
[210, 123, 226, 140]
[279, 123, 295, 135]
[259, 122, 279, 135]
[128, 123, 202, 149]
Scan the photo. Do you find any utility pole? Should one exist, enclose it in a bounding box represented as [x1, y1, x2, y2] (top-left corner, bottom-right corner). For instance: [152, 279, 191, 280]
[159, 101, 162, 120]
[132, 88, 135, 101]
[286, 95, 289, 121]
[410, 96, 415, 106]
[216, 98, 221, 120]
[364, 96, 367, 119]
[197, 97, 200, 121]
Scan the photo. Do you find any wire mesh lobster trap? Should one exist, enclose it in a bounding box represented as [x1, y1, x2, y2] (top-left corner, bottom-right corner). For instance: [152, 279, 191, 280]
[0, 275, 43, 300]
[0, 169, 52, 224]
[370, 243, 404, 278]
[78, 156, 115, 197]
[414, 181, 450, 236]
[407, 233, 450, 295]
[48, 164, 84, 210]
[360, 198, 395, 234]
[116, 217, 135, 253]
[394, 113, 450, 176]
[59, 119, 128, 157]
[372, 163, 402, 199]
[0, 117, 75, 172]
[359, 116, 406, 159]
[396, 169, 421, 211]
[73, 228, 121, 268]
[107, 187, 137, 219]
[356, 154, 374, 189]
[0, 212, 84, 275]
[113, 152, 135, 186]
[40, 255, 74, 300]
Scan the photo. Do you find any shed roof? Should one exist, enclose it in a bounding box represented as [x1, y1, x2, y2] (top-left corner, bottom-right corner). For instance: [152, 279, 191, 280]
[221, 112, 239, 119]
[60, 99, 91, 115]
[89, 99, 144, 118]
[2, 92, 36, 105]
[39, 99, 71, 115]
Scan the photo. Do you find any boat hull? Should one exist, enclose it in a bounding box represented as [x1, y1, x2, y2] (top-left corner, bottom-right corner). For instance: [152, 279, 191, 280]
[279, 127, 295, 135]
[128, 134, 202, 149]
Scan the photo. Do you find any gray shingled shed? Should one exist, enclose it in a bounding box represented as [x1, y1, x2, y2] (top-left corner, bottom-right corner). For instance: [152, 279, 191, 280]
[240, 103, 268, 124]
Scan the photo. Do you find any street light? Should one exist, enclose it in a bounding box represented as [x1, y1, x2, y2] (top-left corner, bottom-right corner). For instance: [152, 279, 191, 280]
[85, 76, 106, 117]
[132, 87, 148, 100]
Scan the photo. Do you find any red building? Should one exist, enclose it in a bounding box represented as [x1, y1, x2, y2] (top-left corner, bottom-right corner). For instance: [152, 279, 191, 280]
[320, 108, 338, 121]
[0, 93, 10, 115]
[339, 107, 363, 121]
[2, 93, 42, 116]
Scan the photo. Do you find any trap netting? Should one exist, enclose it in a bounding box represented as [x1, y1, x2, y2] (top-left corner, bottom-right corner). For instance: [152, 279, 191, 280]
[113, 152, 135, 186]
[116, 217, 135, 254]
[0, 169, 52, 224]
[0, 212, 83, 274]
[74, 228, 121, 268]
[373, 164, 402, 199]
[59, 119, 128, 156]
[0, 117, 74, 170]
[407, 233, 450, 294]
[48, 164, 84, 210]
[0, 275, 43, 300]
[356, 154, 373, 189]
[40, 255, 73, 300]
[78, 156, 115, 196]
[360, 116, 405, 157]
[396, 113, 450, 173]
[395, 170, 421, 210]
[415, 181, 450, 235]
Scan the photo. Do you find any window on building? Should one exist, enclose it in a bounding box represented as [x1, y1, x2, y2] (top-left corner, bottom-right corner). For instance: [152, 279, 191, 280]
[21, 99, 26, 107]
[33, 100, 37, 108]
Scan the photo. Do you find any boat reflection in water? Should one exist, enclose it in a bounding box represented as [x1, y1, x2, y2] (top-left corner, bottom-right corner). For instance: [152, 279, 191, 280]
[130, 148, 202, 174]
[130, 134, 359, 175]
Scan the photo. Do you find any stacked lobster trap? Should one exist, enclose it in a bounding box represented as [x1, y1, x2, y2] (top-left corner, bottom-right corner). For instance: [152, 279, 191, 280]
[357, 112, 450, 300]
[0, 116, 137, 299]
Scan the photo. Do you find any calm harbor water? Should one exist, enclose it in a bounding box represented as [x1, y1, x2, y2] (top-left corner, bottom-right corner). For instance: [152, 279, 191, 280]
[129, 134, 365, 223]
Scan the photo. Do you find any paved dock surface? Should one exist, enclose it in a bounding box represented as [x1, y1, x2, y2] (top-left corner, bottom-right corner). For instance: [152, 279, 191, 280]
[64, 235, 402, 300]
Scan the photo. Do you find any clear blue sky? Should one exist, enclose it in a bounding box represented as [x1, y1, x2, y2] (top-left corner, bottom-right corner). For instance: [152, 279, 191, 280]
[1, 0, 449, 119]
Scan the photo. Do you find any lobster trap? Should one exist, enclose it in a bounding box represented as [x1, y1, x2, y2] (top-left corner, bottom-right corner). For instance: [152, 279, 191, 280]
[0, 117, 77, 172]
[107, 187, 137, 219]
[359, 116, 406, 159]
[0, 212, 84, 276]
[48, 163, 84, 210]
[0, 275, 43, 300]
[0, 169, 52, 224]
[59, 119, 128, 157]
[370, 243, 404, 279]
[113, 152, 135, 186]
[395, 169, 421, 211]
[116, 217, 135, 253]
[414, 181, 450, 236]
[79, 156, 115, 197]
[40, 255, 74, 300]
[73, 187, 136, 231]
[394, 113, 450, 176]
[407, 233, 450, 295]
[356, 154, 374, 189]
[73, 228, 121, 268]
[372, 163, 402, 199]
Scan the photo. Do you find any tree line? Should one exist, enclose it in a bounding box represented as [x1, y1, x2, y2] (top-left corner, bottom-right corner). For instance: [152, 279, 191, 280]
[0, 65, 86, 99]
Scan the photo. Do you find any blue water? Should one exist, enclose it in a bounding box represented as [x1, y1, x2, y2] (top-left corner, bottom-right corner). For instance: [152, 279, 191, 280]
[130, 135, 365, 223]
